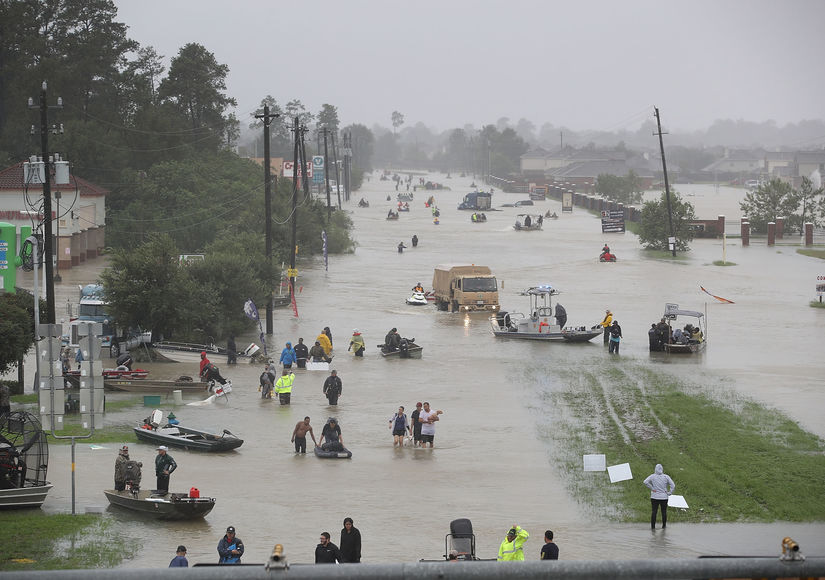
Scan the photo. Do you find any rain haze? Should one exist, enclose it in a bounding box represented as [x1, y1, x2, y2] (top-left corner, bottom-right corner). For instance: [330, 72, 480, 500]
[113, 0, 825, 133]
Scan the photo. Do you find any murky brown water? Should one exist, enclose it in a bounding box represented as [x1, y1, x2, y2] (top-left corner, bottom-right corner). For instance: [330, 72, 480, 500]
[9, 172, 825, 566]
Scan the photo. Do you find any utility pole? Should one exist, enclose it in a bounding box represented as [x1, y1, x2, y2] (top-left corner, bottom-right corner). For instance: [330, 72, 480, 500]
[299, 124, 310, 201]
[653, 106, 677, 257]
[290, 117, 299, 309]
[343, 132, 352, 202]
[27, 82, 63, 324]
[331, 131, 342, 209]
[255, 104, 280, 334]
[322, 128, 332, 220]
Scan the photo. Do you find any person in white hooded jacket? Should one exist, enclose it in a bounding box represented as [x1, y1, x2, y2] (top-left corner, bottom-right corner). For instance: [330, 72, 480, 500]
[643, 463, 676, 529]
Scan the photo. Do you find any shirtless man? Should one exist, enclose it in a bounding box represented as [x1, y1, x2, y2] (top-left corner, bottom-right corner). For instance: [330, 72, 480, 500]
[291, 417, 318, 454]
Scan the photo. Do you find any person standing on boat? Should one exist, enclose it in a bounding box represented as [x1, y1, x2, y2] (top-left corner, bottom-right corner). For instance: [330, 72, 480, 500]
[317, 331, 333, 356]
[608, 320, 623, 354]
[348, 329, 365, 357]
[644, 464, 676, 529]
[554, 303, 567, 329]
[599, 310, 613, 344]
[275, 370, 295, 405]
[497, 525, 529, 561]
[294, 338, 309, 369]
[217, 526, 244, 564]
[114, 445, 130, 491]
[323, 370, 343, 405]
[292, 416, 317, 454]
[279, 342, 297, 370]
[154, 446, 176, 494]
[309, 341, 331, 363]
[384, 328, 401, 352]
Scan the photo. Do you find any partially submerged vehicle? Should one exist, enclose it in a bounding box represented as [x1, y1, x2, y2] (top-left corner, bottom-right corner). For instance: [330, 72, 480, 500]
[431, 264, 499, 313]
[661, 303, 707, 354]
[457, 191, 492, 211]
[0, 412, 52, 509]
[491, 285, 601, 342]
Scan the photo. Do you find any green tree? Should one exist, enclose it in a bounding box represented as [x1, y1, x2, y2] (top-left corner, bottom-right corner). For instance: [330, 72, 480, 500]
[99, 234, 191, 339]
[317, 103, 339, 133]
[798, 176, 824, 232]
[158, 42, 238, 149]
[638, 191, 697, 251]
[391, 110, 404, 134]
[739, 179, 800, 234]
[596, 171, 643, 205]
[0, 291, 40, 377]
[285, 99, 314, 126]
[341, 123, 374, 172]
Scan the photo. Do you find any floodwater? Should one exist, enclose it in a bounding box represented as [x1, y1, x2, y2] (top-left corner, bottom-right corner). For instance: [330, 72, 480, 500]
[8, 171, 825, 566]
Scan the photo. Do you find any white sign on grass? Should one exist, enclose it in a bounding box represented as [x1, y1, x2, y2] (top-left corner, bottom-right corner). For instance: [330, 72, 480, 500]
[668, 494, 689, 509]
[607, 463, 633, 482]
[583, 454, 606, 471]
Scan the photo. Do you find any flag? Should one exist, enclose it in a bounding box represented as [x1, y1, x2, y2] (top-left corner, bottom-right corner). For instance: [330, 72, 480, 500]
[243, 299, 260, 322]
[700, 286, 735, 304]
[321, 230, 328, 271]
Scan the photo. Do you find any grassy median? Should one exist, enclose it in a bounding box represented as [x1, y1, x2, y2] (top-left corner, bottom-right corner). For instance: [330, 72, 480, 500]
[534, 364, 825, 523]
[0, 512, 136, 570]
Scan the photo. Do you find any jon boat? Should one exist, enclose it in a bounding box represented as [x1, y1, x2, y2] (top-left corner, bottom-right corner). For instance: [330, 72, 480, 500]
[491, 285, 601, 342]
[151, 341, 261, 364]
[133, 425, 243, 452]
[377, 339, 423, 358]
[103, 489, 215, 520]
[386, 214, 400, 220]
[0, 412, 53, 509]
[513, 213, 543, 231]
[64, 368, 149, 388]
[105, 377, 210, 393]
[662, 303, 707, 354]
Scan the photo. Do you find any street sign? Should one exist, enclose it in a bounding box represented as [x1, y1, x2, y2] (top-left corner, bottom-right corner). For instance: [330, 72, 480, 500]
[287, 268, 298, 278]
[601, 210, 625, 233]
[312, 156, 324, 184]
[817, 275, 825, 296]
[282, 161, 313, 178]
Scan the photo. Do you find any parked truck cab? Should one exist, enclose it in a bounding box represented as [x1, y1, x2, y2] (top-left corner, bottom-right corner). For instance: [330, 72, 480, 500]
[432, 265, 499, 312]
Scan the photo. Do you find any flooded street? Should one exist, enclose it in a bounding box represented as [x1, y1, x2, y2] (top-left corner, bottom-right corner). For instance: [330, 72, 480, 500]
[11, 172, 825, 565]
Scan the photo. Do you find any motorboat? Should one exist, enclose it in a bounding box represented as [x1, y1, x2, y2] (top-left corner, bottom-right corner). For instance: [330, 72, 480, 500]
[151, 341, 262, 364]
[599, 251, 617, 262]
[357, 198, 369, 208]
[0, 412, 52, 509]
[105, 376, 213, 393]
[661, 303, 707, 354]
[104, 489, 215, 520]
[491, 285, 601, 342]
[544, 210, 558, 219]
[133, 410, 243, 452]
[406, 291, 428, 306]
[386, 213, 400, 220]
[64, 368, 149, 389]
[377, 338, 423, 358]
[513, 214, 543, 231]
[397, 203, 410, 212]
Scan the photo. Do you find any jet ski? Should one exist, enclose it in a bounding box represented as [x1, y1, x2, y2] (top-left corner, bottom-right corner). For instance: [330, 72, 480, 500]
[406, 291, 428, 306]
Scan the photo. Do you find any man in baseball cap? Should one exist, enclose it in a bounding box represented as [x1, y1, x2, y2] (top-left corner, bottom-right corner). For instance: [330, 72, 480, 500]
[155, 445, 176, 494]
[218, 526, 244, 564]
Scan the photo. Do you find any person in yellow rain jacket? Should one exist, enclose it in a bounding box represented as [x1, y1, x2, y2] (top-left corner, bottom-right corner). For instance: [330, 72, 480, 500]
[316, 332, 333, 356]
[274, 370, 295, 405]
[599, 309, 613, 344]
[497, 525, 528, 561]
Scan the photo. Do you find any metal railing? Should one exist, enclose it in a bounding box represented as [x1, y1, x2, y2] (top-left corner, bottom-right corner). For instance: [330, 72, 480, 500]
[3, 555, 824, 580]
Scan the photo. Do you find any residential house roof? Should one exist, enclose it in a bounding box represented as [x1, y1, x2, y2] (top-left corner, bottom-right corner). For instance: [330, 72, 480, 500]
[548, 159, 653, 179]
[0, 162, 108, 197]
[796, 151, 825, 164]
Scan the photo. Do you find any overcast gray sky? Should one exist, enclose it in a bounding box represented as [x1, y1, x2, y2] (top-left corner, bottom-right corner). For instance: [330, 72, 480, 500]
[114, 0, 825, 133]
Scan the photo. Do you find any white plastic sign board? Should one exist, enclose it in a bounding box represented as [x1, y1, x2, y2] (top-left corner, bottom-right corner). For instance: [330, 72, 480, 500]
[306, 362, 330, 371]
[668, 494, 689, 509]
[607, 463, 633, 483]
[583, 454, 606, 471]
